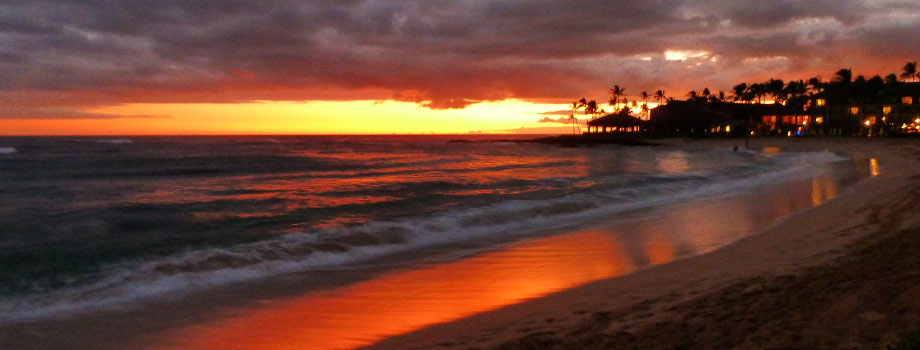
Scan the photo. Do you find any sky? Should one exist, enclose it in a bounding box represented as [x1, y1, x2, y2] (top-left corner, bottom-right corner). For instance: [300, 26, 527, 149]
[2, 0, 920, 135]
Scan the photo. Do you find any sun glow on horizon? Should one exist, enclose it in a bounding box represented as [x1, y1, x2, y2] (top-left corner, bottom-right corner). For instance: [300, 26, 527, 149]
[1, 99, 573, 135]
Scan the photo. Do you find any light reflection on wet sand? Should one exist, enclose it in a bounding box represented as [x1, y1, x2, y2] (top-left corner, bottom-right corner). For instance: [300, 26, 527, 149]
[161, 231, 633, 350]
[156, 167, 866, 350]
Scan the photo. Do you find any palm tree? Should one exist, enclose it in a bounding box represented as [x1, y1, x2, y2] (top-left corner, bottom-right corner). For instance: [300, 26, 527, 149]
[807, 77, 824, 95]
[570, 99, 585, 135]
[750, 83, 767, 103]
[732, 83, 748, 103]
[901, 61, 917, 82]
[582, 100, 600, 133]
[710, 90, 726, 103]
[767, 79, 785, 104]
[833, 68, 852, 84]
[654, 90, 667, 105]
[609, 85, 626, 112]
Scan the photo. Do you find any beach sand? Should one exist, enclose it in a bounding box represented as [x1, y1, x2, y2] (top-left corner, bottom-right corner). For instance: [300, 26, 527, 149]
[365, 137, 920, 350]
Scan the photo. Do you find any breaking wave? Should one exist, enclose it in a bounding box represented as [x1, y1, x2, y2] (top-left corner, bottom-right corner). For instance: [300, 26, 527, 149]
[0, 151, 847, 321]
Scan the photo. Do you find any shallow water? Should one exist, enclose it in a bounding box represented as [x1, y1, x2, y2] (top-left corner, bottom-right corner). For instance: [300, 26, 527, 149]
[0, 136, 874, 350]
[152, 162, 867, 350]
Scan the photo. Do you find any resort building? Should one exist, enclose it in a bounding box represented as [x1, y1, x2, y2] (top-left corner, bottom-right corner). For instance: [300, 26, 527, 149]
[586, 110, 646, 133]
[623, 82, 920, 137]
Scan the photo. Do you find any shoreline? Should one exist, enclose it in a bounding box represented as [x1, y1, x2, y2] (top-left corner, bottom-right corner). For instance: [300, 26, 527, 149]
[365, 137, 920, 350]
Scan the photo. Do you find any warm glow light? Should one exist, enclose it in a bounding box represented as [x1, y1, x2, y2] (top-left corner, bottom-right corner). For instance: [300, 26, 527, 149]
[664, 50, 710, 61]
[812, 175, 839, 206]
[160, 230, 636, 350]
[2, 100, 574, 135]
[816, 99, 826, 106]
[883, 106, 892, 115]
[870, 158, 880, 177]
[850, 107, 859, 115]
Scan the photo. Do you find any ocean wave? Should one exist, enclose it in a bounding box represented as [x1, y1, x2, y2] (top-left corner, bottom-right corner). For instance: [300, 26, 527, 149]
[0, 150, 847, 321]
[0, 147, 17, 154]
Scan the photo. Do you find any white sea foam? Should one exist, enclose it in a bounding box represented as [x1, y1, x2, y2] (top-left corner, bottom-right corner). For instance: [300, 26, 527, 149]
[0, 150, 848, 322]
[0, 147, 16, 154]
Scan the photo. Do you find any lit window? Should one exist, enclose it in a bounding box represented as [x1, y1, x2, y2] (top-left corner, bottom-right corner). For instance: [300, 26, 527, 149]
[815, 117, 824, 124]
[850, 107, 859, 115]
[904, 96, 914, 105]
[883, 106, 892, 115]
[865, 116, 876, 126]
[725, 125, 731, 133]
[816, 99, 826, 106]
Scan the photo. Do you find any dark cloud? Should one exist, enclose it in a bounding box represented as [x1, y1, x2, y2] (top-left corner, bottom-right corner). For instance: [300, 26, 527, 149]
[0, 0, 918, 115]
[0, 106, 167, 119]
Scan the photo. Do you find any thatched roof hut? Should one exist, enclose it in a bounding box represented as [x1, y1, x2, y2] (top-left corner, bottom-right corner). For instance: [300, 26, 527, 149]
[587, 110, 646, 133]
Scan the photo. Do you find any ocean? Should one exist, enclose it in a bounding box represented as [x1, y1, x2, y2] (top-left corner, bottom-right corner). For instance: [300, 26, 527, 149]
[0, 135, 858, 323]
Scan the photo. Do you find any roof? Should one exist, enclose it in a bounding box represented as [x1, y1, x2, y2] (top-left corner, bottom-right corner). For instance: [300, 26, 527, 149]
[587, 111, 645, 127]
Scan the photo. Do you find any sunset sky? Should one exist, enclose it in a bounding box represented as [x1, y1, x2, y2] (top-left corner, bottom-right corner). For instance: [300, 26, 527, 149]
[2, 0, 920, 135]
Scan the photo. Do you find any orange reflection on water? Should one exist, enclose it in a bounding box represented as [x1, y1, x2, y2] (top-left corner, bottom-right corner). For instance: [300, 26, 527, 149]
[656, 151, 690, 174]
[643, 234, 675, 265]
[163, 231, 636, 350]
[870, 158, 880, 177]
[812, 175, 839, 206]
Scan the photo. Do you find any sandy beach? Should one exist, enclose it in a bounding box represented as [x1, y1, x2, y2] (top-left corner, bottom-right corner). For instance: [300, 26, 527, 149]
[366, 137, 920, 350]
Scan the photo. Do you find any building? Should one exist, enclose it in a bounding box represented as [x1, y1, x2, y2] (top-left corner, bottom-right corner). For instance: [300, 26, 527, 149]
[586, 110, 646, 133]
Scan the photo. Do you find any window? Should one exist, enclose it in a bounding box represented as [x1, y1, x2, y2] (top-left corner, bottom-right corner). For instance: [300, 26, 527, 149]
[903, 96, 914, 105]
[883, 106, 892, 115]
[762, 116, 776, 129]
[816, 116, 824, 124]
[850, 107, 860, 115]
[816, 99, 826, 106]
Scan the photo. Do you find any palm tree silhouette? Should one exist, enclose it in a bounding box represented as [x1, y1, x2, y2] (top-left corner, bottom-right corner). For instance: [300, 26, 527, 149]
[767, 79, 785, 104]
[807, 77, 825, 96]
[654, 90, 667, 105]
[570, 99, 584, 135]
[732, 83, 748, 103]
[584, 100, 598, 131]
[609, 85, 626, 112]
[901, 61, 917, 82]
[833, 68, 852, 84]
[750, 83, 767, 103]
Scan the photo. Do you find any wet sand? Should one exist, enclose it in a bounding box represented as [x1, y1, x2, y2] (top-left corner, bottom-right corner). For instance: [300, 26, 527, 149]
[365, 137, 920, 350]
